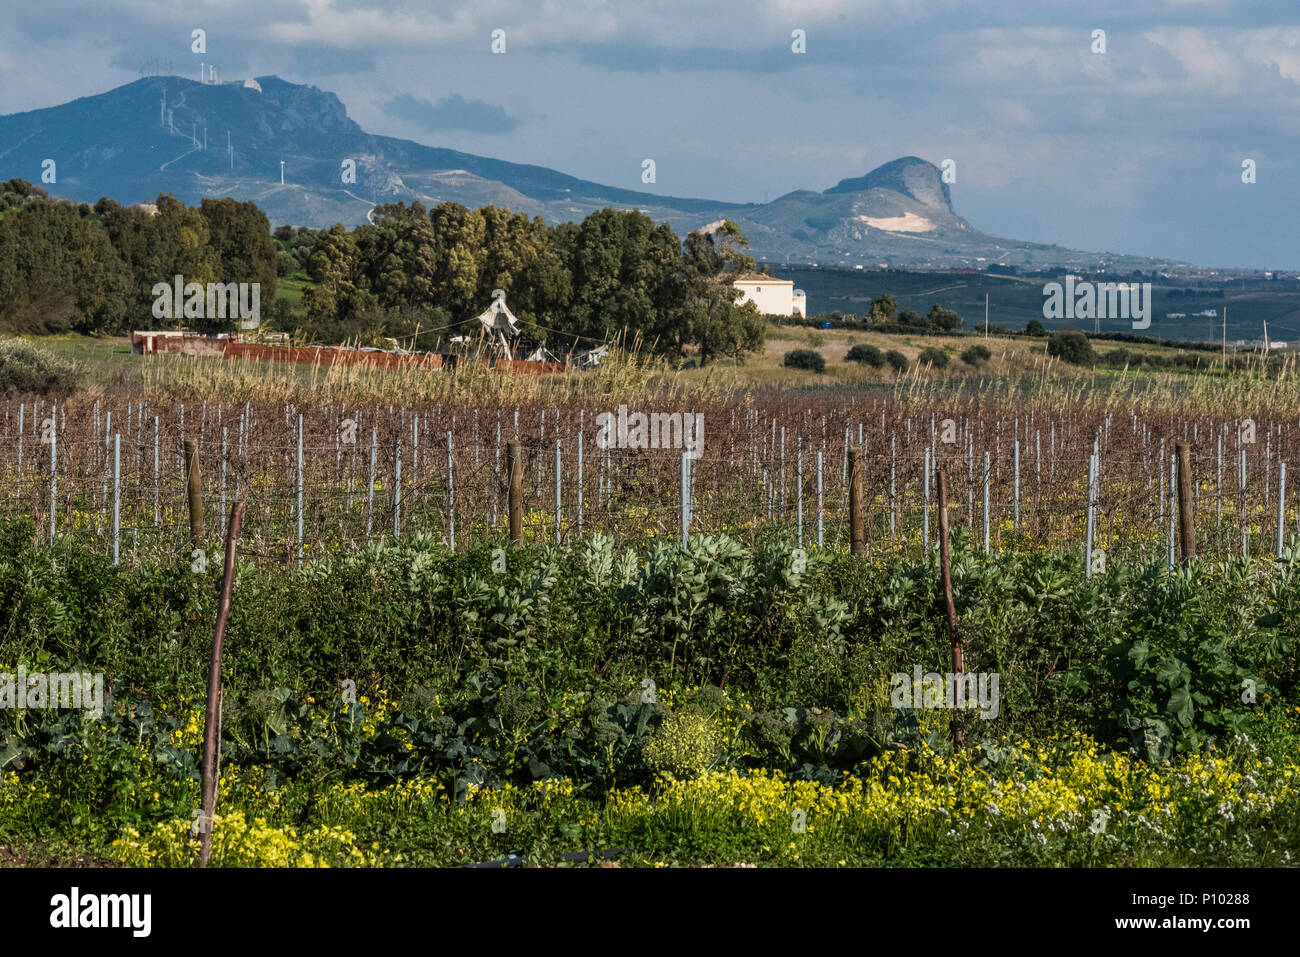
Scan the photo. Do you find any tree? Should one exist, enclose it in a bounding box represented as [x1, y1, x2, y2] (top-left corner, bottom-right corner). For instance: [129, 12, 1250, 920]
[1024, 319, 1046, 337]
[303, 224, 363, 325]
[199, 197, 278, 299]
[153, 194, 219, 290]
[564, 208, 681, 352]
[679, 221, 764, 364]
[429, 203, 487, 315]
[0, 198, 130, 333]
[924, 304, 963, 333]
[361, 201, 438, 312]
[868, 294, 897, 322]
[1047, 330, 1095, 366]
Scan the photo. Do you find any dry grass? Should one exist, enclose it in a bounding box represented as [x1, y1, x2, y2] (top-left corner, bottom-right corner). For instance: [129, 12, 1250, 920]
[140, 345, 746, 409]
[672, 323, 1300, 418]
[34, 329, 1300, 421]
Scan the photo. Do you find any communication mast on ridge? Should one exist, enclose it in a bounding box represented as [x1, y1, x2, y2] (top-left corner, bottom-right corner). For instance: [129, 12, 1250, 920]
[138, 57, 172, 78]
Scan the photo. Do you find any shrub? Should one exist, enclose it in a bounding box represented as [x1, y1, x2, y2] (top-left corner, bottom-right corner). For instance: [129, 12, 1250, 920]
[1024, 319, 1046, 337]
[845, 344, 884, 367]
[884, 350, 908, 373]
[1102, 348, 1143, 368]
[1046, 330, 1095, 366]
[918, 347, 949, 369]
[961, 344, 992, 366]
[783, 348, 825, 373]
[0, 338, 77, 395]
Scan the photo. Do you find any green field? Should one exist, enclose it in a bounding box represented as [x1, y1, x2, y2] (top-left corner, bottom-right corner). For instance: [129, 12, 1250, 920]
[785, 265, 1300, 344]
[2, 525, 1299, 867]
[3, 328, 1300, 870]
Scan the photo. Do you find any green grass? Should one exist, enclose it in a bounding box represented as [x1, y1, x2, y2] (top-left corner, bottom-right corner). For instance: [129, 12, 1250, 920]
[274, 270, 314, 305]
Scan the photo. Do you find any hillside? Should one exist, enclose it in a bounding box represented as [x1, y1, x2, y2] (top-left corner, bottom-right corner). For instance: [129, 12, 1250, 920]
[0, 76, 1194, 271]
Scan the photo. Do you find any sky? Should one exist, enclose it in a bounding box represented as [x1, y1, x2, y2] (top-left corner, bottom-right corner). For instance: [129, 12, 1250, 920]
[1, 0, 1298, 269]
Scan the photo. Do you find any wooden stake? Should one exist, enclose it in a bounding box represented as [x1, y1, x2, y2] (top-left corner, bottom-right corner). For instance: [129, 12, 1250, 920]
[199, 501, 245, 867]
[848, 447, 864, 554]
[183, 438, 204, 543]
[1176, 442, 1195, 562]
[507, 440, 523, 545]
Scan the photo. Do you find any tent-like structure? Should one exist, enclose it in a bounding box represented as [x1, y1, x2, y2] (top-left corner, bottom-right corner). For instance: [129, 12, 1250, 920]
[476, 290, 522, 359]
[472, 289, 567, 364]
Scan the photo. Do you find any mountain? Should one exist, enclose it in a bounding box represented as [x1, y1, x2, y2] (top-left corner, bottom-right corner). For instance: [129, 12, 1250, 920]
[0, 76, 1189, 271]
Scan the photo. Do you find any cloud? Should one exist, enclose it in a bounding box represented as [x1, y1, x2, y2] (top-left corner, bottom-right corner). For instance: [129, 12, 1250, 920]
[382, 92, 520, 133]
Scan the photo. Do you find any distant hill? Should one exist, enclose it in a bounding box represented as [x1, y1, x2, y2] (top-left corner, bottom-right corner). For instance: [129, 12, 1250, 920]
[0, 75, 1194, 271]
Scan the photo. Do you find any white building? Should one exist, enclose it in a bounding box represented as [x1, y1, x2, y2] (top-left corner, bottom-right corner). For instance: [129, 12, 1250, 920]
[731, 272, 807, 317]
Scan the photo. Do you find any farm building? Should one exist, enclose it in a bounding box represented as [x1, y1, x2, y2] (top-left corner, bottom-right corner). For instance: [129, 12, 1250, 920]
[731, 272, 807, 317]
[132, 330, 237, 356]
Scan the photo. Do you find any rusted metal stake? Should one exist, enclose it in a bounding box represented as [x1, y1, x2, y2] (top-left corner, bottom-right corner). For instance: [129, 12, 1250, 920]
[199, 501, 245, 867]
[937, 471, 963, 747]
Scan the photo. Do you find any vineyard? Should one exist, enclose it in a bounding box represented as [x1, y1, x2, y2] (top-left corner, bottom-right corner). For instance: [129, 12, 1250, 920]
[3, 385, 1299, 566]
[2, 347, 1300, 869]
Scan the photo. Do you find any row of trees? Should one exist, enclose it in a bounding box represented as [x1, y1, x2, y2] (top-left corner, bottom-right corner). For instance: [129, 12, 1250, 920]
[862, 294, 964, 332]
[0, 179, 277, 335]
[294, 202, 765, 362]
[0, 179, 766, 363]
